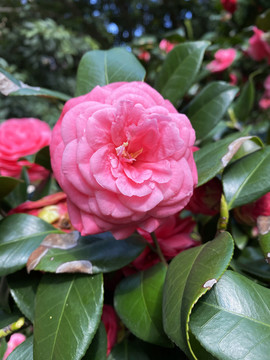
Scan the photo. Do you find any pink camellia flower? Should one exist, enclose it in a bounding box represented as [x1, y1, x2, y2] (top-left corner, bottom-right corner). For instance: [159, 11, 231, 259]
[3, 333, 26, 360]
[137, 50, 151, 62]
[101, 305, 119, 355]
[186, 177, 222, 216]
[50, 82, 197, 239]
[159, 39, 175, 53]
[0, 118, 51, 181]
[259, 75, 270, 110]
[123, 214, 198, 274]
[206, 48, 236, 73]
[247, 27, 270, 64]
[221, 0, 237, 14]
[234, 192, 270, 226]
[8, 192, 73, 232]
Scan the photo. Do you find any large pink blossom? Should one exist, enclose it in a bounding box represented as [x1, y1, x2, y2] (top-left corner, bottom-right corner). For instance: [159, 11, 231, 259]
[247, 27, 270, 64]
[3, 333, 26, 360]
[50, 82, 197, 239]
[206, 48, 236, 73]
[0, 118, 51, 180]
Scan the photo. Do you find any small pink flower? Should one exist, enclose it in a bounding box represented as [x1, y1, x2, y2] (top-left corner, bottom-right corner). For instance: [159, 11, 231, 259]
[3, 333, 26, 360]
[0, 118, 51, 181]
[247, 27, 270, 64]
[101, 305, 119, 355]
[259, 75, 270, 110]
[8, 192, 73, 232]
[50, 82, 197, 239]
[206, 48, 236, 73]
[229, 72, 238, 85]
[221, 0, 237, 14]
[137, 50, 151, 62]
[159, 39, 175, 53]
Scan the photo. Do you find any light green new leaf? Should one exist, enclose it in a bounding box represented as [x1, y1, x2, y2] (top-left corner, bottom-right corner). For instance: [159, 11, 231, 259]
[114, 263, 171, 347]
[163, 232, 234, 359]
[186, 82, 238, 141]
[223, 145, 270, 209]
[190, 270, 270, 360]
[155, 41, 209, 106]
[34, 273, 103, 360]
[75, 48, 146, 96]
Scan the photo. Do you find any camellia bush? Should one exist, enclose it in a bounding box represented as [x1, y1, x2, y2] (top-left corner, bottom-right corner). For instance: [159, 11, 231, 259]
[0, 1, 270, 360]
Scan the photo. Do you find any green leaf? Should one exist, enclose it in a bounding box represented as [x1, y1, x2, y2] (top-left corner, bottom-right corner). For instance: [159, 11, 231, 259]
[34, 146, 52, 171]
[7, 336, 33, 360]
[8, 270, 40, 322]
[82, 322, 107, 360]
[114, 263, 171, 347]
[5, 167, 29, 208]
[190, 270, 270, 360]
[232, 77, 254, 122]
[0, 67, 70, 101]
[30, 233, 146, 274]
[186, 82, 238, 141]
[194, 131, 249, 186]
[0, 309, 21, 329]
[75, 48, 146, 96]
[236, 247, 270, 282]
[0, 214, 61, 276]
[223, 146, 270, 209]
[163, 232, 234, 358]
[34, 273, 103, 360]
[0, 176, 22, 200]
[108, 340, 150, 360]
[155, 41, 209, 106]
[0, 338, 7, 359]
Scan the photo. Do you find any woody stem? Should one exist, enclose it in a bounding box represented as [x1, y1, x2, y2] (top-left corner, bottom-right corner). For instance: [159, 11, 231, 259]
[150, 232, 168, 267]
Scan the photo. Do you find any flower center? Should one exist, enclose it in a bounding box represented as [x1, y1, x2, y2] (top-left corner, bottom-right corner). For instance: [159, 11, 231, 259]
[115, 141, 143, 164]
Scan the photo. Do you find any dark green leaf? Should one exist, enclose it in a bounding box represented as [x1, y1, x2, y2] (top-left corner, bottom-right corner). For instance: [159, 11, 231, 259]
[7, 336, 33, 360]
[114, 263, 171, 347]
[163, 232, 234, 358]
[256, 9, 270, 31]
[223, 146, 270, 209]
[34, 273, 103, 360]
[107, 340, 150, 360]
[75, 48, 146, 96]
[0, 177, 22, 200]
[155, 41, 209, 106]
[34, 146, 51, 171]
[190, 270, 270, 360]
[236, 247, 270, 282]
[5, 167, 29, 208]
[0, 338, 7, 358]
[186, 82, 238, 141]
[0, 214, 61, 276]
[0, 309, 21, 329]
[30, 233, 146, 274]
[8, 270, 40, 322]
[82, 322, 107, 360]
[232, 77, 254, 122]
[230, 220, 248, 250]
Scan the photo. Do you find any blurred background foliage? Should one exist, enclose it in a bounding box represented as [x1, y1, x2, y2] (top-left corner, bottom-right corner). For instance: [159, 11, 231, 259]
[0, 0, 269, 125]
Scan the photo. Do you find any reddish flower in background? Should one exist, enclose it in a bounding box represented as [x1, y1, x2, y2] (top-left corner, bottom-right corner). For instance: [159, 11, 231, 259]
[101, 305, 119, 355]
[137, 50, 151, 62]
[3, 333, 26, 360]
[0, 118, 51, 181]
[221, 0, 237, 14]
[247, 27, 270, 64]
[234, 192, 270, 226]
[229, 72, 238, 86]
[8, 192, 73, 232]
[259, 75, 270, 110]
[123, 214, 198, 274]
[50, 82, 197, 239]
[186, 177, 222, 216]
[206, 48, 236, 73]
[159, 39, 175, 53]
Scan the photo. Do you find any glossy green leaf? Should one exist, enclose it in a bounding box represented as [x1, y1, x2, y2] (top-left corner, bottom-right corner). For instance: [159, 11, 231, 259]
[114, 263, 171, 347]
[31, 233, 145, 274]
[230, 220, 248, 250]
[75, 48, 146, 96]
[34, 273, 103, 360]
[0, 309, 21, 329]
[107, 341, 150, 360]
[232, 77, 254, 122]
[8, 270, 40, 322]
[190, 270, 270, 360]
[5, 167, 29, 208]
[163, 232, 234, 358]
[0, 338, 7, 359]
[34, 146, 52, 171]
[223, 146, 270, 209]
[0, 214, 61, 276]
[7, 336, 33, 360]
[155, 41, 209, 106]
[186, 82, 238, 140]
[194, 131, 249, 186]
[236, 247, 270, 282]
[0, 176, 22, 199]
[82, 322, 107, 360]
[0, 67, 70, 101]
